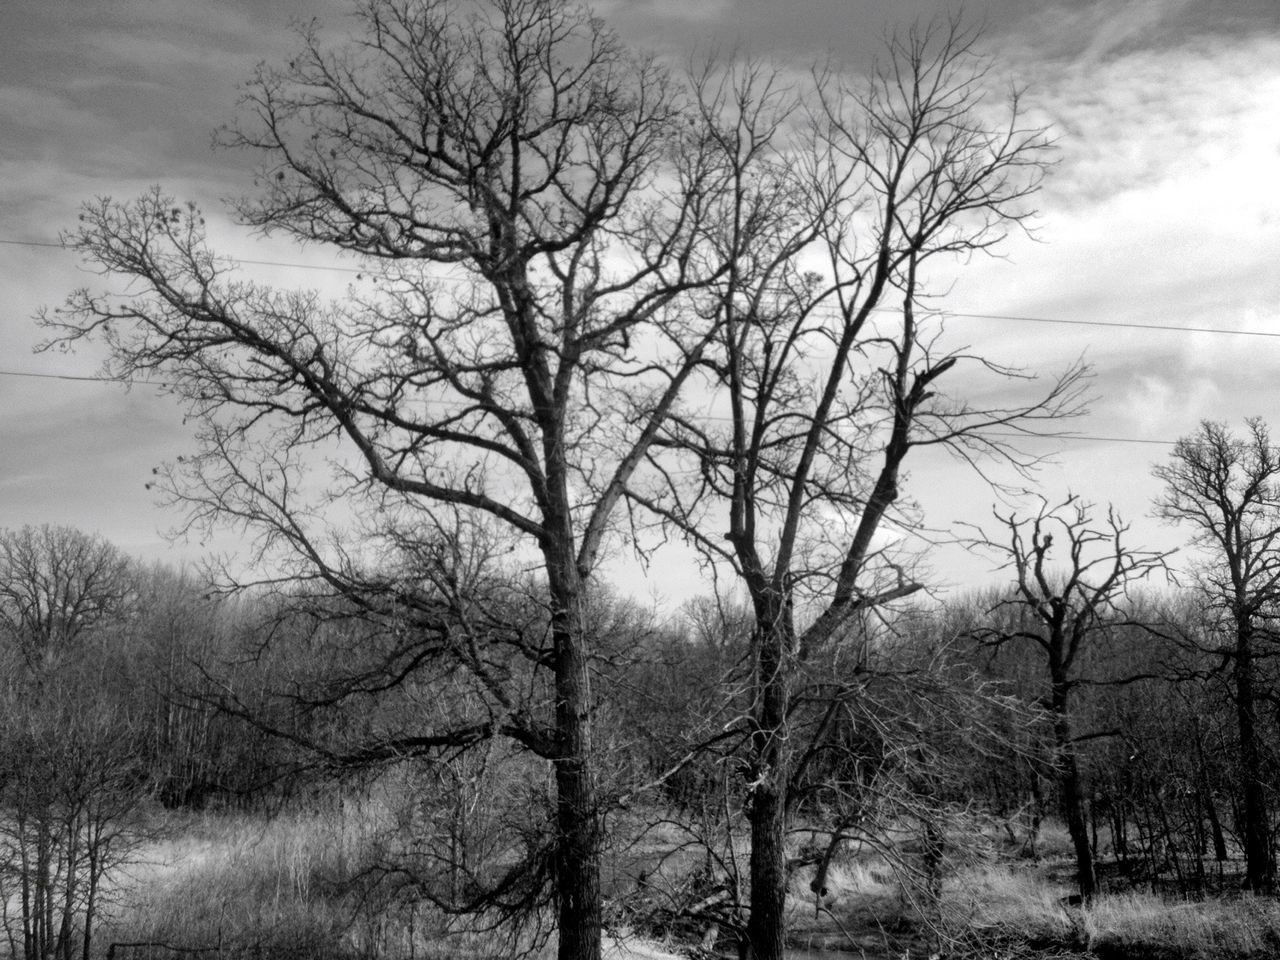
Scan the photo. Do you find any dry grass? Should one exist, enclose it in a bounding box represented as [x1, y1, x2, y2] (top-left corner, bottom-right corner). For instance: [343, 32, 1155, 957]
[1080, 892, 1280, 958]
[775, 820, 1280, 960]
[942, 860, 1280, 958]
[103, 802, 376, 959]
[1029, 820, 1078, 860]
[943, 862, 1079, 943]
[98, 795, 682, 960]
[602, 931, 686, 960]
[90, 803, 1280, 960]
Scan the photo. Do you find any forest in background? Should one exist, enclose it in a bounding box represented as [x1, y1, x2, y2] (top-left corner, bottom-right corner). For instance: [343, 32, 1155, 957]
[7, 459, 1280, 960]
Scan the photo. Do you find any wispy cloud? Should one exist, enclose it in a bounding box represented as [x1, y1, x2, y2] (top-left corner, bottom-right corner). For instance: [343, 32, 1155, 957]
[595, 0, 736, 24]
[901, 10, 1280, 575]
[1022, 0, 1199, 63]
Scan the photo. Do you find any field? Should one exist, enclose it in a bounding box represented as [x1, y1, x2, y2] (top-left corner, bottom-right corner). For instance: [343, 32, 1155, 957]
[64, 795, 1280, 960]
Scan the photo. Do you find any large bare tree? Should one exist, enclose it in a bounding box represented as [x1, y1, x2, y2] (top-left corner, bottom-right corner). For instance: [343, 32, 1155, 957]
[633, 24, 1086, 958]
[43, 1, 747, 956]
[1154, 418, 1280, 892]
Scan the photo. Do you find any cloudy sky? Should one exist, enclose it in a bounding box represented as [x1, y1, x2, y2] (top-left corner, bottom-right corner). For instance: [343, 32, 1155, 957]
[0, 0, 1277, 596]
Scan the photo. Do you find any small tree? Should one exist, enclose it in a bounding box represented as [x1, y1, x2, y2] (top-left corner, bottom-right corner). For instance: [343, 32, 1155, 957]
[968, 496, 1168, 900]
[1154, 418, 1280, 892]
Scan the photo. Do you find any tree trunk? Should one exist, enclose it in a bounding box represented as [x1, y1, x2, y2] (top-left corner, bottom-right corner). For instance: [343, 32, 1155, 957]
[1235, 632, 1272, 891]
[1027, 772, 1045, 857]
[18, 815, 33, 960]
[553, 751, 600, 960]
[1206, 795, 1228, 863]
[746, 783, 787, 960]
[746, 614, 791, 960]
[82, 826, 101, 960]
[1059, 748, 1096, 900]
[1052, 682, 1095, 900]
[1193, 718, 1229, 863]
[1112, 800, 1128, 864]
[550, 577, 601, 960]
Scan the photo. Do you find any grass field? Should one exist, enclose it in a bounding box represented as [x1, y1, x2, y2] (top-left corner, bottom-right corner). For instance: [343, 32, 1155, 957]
[79, 796, 1280, 960]
[95, 794, 688, 960]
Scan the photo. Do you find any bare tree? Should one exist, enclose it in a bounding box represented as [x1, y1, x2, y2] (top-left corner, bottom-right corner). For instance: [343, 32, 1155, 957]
[42, 1, 752, 956]
[1154, 418, 1280, 892]
[631, 24, 1085, 958]
[0, 685, 149, 960]
[967, 496, 1169, 900]
[0, 525, 133, 671]
[0, 529, 148, 960]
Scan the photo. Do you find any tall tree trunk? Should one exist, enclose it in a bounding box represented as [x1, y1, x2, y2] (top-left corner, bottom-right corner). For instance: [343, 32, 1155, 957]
[747, 785, 787, 960]
[549, 574, 601, 960]
[1235, 631, 1272, 891]
[746, 614, 791, 960]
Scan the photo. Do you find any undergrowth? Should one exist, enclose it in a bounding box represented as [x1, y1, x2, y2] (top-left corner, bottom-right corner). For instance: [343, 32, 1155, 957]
[82, 800, 1280, 960]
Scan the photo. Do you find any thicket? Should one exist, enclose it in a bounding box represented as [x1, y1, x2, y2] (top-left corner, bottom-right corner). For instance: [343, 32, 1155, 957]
[7, 500, 1280, 959]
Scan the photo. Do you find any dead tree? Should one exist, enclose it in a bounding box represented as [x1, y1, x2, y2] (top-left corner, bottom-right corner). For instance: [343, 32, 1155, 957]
[968, 495, 1169, 900]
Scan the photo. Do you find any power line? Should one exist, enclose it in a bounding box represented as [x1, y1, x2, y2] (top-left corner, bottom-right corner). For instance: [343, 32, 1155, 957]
[0, 367, 102, 382]
[0, 236, 1241, 448]
[3, 235, 1276, 341]
[988, 431, 1175, 447]
[0, 237, 365, 275]
[0, 368, 158, 384]
[0, 239, 62, 249]
[928, 311, 1280, 340]
[0, 366, 1181, 447]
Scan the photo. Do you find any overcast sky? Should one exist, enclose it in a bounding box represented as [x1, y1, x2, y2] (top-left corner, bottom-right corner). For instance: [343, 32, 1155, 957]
[0, 0, 1277, 599]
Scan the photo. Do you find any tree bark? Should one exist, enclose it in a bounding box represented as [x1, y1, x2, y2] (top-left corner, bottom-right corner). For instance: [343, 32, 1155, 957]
[1193, 717, 1229, 863]
[1234, 630, 1272, 891]
[1052, 681, 1096, 900]
[548, 560, 601, 960]
[745, 614, 791, 960]
[1059, 749, 1096, 900]
[552, 662, 601, 960]
[746, 783, 787, 959]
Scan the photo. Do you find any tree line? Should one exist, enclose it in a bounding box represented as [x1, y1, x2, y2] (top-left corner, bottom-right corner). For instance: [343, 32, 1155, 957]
[16, 0, 1274, 957]
[6, 416, 1280, 956]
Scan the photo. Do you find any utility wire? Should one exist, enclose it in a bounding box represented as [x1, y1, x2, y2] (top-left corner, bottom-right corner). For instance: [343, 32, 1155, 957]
[0, 236, 1222, 447]
[928, 312, 1280, 339]
[0, 366, 1179, 447]
[3, 235, 1276, 341]
[0, 368, 168, 386]
[0, 237, 365, 275]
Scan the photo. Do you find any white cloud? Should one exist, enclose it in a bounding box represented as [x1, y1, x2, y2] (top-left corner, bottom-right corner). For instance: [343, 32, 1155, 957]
[892, 18, 1280, 589]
